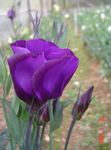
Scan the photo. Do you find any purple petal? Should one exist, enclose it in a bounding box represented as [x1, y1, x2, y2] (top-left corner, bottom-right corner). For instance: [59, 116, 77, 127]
[33, 55, 79, 103]
[26, 39, 46, 55]
[8, 53, 46, 104]
[45, 47, 73, 60]
[44, 41, 73, 60]
[10, 40, 30, 54]
[44, 41, 61, 60]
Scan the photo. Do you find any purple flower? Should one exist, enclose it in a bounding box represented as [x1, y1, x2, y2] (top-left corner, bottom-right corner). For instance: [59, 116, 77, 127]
[8, 38, 79, 108]
[7, 8, 16, 20]
[72, 86, 94, 120]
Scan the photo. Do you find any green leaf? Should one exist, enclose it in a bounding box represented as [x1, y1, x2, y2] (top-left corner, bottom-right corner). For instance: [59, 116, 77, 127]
[7, 102, 21, 143]
[7, 100, 27, 148]
[0, 129, 8, 150]
[17, 104, 29, 121]
[11, 96, 21, 115]
[0, 56, 6, 84]
[52, 101, 63, 132]
[11, 96, 29, 121]
[5, 74, 12, 96]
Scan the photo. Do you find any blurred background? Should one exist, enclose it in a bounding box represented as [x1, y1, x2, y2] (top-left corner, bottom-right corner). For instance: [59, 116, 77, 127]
[0, 0, 111, 150]
[0, 0, 111, 41]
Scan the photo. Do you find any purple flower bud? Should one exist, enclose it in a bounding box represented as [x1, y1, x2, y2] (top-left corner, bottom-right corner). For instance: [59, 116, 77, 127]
[8, 38, 79, 108]
[39, 105, 49, 122]
[72, 86, 94, 120]
[39, 99, 58, 122]
[7, 8, 16, 20]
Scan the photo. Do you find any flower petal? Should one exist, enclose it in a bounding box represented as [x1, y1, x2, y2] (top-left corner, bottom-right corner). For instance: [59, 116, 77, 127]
[10, 40, 30, 54]
[8, 53, 46, 104]
[33, 55, 79, 103]
[44, 41, 72, 60]
[45, 47, 73, 60]
[26, 39, 46, 55]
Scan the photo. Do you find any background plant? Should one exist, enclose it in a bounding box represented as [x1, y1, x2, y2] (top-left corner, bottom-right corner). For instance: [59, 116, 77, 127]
[78, 6, 111, 85]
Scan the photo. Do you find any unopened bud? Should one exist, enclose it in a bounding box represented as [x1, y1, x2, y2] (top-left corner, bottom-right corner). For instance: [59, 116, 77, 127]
[7, 8, 16, 20]
[72, 86, 94, 120]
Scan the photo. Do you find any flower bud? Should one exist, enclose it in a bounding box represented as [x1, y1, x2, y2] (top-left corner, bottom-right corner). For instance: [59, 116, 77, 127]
[7, 8, 16, 20]
[72, 86, 94, 120]
[39, 99, 58, 123]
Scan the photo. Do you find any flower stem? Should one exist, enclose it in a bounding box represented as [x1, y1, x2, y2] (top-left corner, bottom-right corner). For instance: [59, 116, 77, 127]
[64, 117, 77, 150]
[48, 100, 54, 150]
[11, 20, 18, 39]
[35, 125, 41, 150]
[39, 123, 46, 150]
[1, 86, 14, 150]
[1, 99, 14, 149]
[41, 123, 46, 143]
[25, 112, 33, 150]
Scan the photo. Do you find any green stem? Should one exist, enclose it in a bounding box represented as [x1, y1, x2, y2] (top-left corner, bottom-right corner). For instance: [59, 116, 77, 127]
[1, 86, 14, 149]
[39, 123, 46, 150]
[40, 123, 46, 144]
[35, 126, 41, 150]
[11, 20, 18, 39]
[30, 119, 36, 150]
[48, 100, 54, 150]
[25, 113, 33, 150]
[64, 117, 76, 150]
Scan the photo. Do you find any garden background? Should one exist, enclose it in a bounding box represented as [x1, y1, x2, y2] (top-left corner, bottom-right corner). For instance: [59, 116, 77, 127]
[0, 0, 111, 149]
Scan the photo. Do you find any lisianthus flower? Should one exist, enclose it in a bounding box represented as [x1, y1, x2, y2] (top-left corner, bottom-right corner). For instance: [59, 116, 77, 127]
[8, 38, 79, 108]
